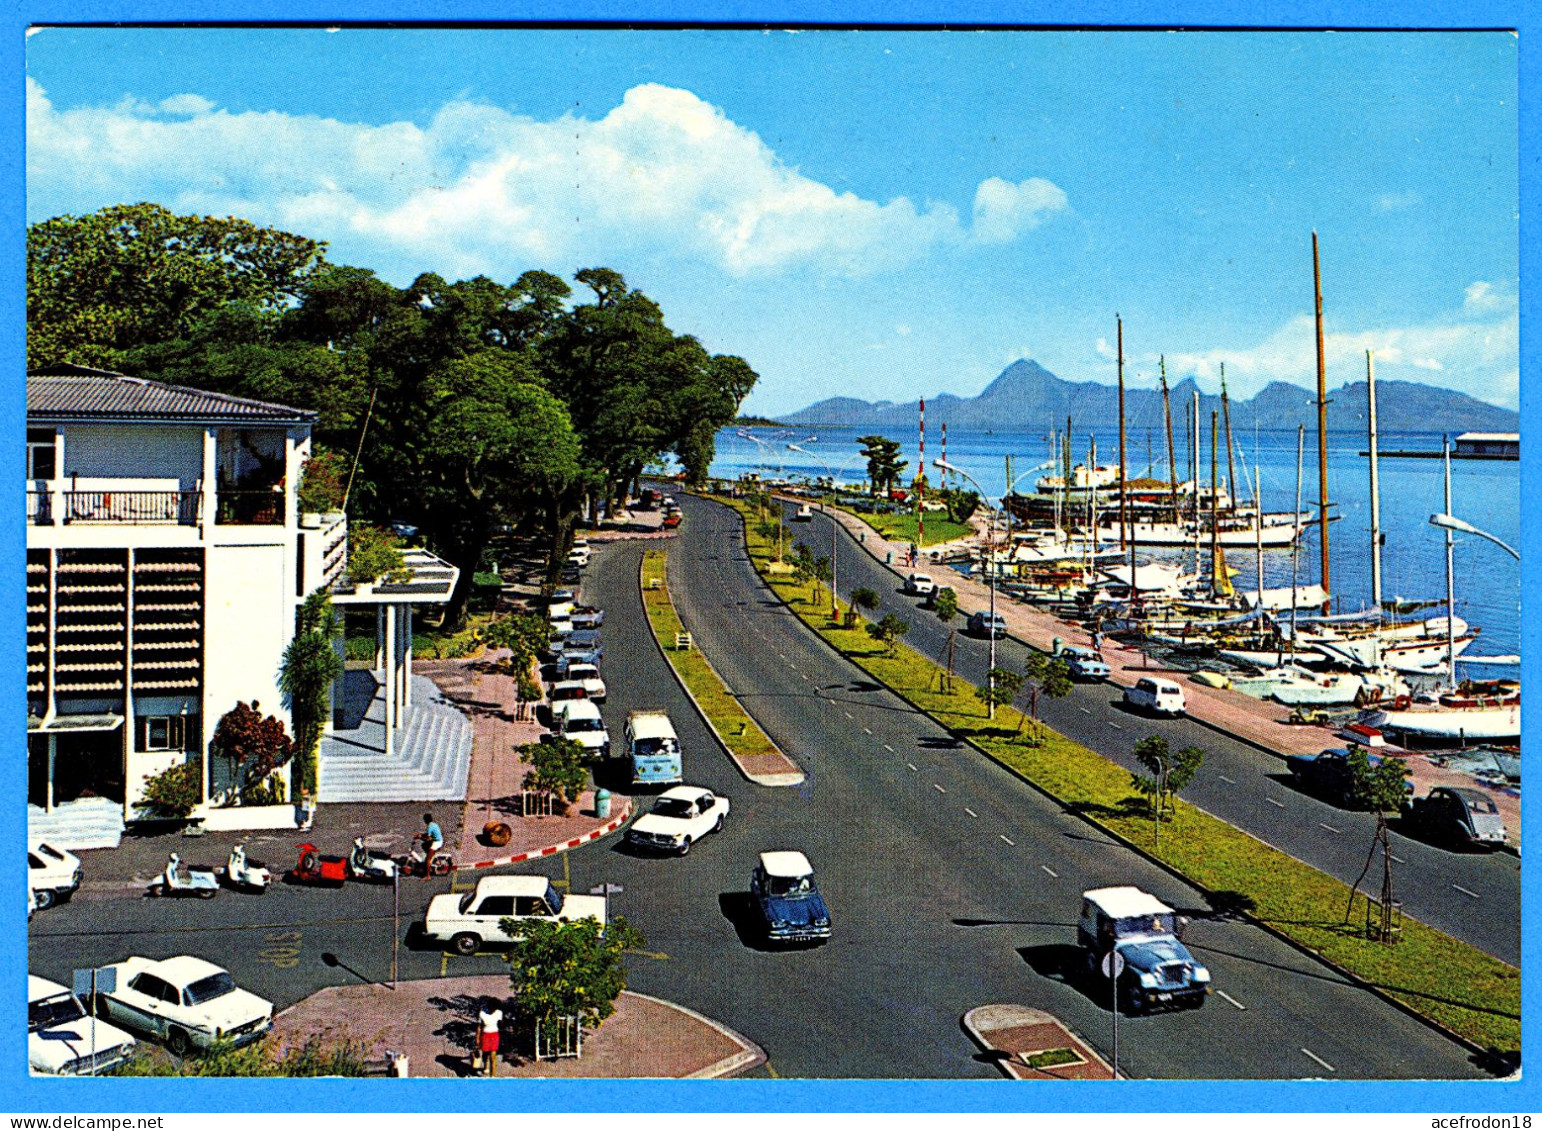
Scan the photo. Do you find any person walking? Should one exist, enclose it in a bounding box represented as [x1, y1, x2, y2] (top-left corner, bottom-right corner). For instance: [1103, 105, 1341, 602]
[475, 1000, 504, 1077]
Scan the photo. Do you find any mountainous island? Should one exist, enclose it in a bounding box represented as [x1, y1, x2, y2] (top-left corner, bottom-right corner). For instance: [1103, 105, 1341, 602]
[778, 360, 1519, 435]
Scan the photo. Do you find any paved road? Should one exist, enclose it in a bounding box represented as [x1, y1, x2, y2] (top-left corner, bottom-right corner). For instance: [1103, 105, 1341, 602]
[590, 495, 1485, 1078]
[778, 500, 1520, 964]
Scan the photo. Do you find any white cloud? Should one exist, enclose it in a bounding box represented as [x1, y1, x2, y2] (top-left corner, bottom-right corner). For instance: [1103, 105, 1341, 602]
[27, 78, 1068, 280]
[1148, 287, 1519, 409]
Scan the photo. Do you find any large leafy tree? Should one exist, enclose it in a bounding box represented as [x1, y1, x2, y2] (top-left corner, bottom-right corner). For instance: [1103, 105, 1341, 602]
[856, 435, 907, 496]
[27, 202, 326, 369]
[499, 916, 645, 1051]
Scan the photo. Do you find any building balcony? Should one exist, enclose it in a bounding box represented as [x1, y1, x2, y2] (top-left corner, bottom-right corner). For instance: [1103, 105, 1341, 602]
[28, 489, 201, 526]
[216, 489, 284, 526]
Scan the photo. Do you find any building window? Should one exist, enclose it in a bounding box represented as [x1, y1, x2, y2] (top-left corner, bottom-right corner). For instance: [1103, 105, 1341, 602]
[139, 715, 188, 752]
[26, 429, 56, 480]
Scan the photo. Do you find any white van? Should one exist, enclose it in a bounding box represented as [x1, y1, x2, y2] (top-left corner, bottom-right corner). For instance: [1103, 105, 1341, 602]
[554, 699, 611, 760]
[1123, 676, 1187, 717]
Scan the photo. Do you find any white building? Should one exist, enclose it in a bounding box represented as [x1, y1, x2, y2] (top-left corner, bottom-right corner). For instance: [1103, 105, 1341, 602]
[26, 365, 350, 846]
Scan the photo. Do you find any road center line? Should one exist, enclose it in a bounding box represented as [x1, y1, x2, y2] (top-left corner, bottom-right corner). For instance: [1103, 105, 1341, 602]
[1215, 989, 1247, 1011]
[907, 763, 918, 772]
[1079, 707, 1091, 715]
[933, 783, 947, 794]
[1265, 797, 1286, 808]
[863, 727, 872, 735]
[1300, 1048, 1336, 1073]
[1040, 865, 1058, 878]
[1318, 823, 1340, 834]
[1218, 774, 1235, 784]
[999, 835, 1015, 846]
[1453, 884, 1481, 899]
[883, 744, 894, 752]
[1389, 853, 1405, 864]
[1108, 722, 1122, 730]
[963, 807, 978, 818]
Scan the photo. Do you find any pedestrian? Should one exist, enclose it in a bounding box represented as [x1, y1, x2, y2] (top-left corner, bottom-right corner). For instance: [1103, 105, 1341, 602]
[475, 998, 503, 1077]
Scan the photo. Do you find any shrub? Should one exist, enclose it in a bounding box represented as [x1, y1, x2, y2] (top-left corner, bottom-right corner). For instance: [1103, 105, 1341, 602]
[346, 525, 411, 585]
[520, 737, 588, 806]
[139, 760, 202, 819]
[210, 700, 295, 790]
[296, 449, 348, 515]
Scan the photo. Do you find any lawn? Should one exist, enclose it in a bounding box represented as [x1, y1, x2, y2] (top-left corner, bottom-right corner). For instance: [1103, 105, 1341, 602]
[711, 490, 1520, 1058]
[832, 504, 974, 548]
[639, 550, 786, 768]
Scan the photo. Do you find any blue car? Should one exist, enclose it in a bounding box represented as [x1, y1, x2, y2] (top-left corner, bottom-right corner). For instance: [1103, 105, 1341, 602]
[1060, 646, 1111, 681]
[750, 851, 831, 945]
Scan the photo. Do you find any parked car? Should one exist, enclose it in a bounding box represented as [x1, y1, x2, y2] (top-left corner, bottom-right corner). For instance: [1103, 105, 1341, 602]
[555, 645, 604, 680]
[421, 875, 607, 956]
[548, 680, 589, 706]
[627, 786, 730, 855]
[904, 573, 936, 597]
[563, 661, 607, 703]
[29, 975, 137, 1076]
[546, 612, 574, 643]
[551, 699, 611, 760]
[968, 611, 1008, 639]
[1122, 676, 1186, 717]
[794, 504, 813, 521]
[1078, 886, 1210, 1012]
[566, 547, 591, 569]
[569, 605, 606, 630]
[662, 511, 682, 529]
[92, 956, 273, 1057]
[750, 851, 832, 945]
[548, 600, 576, 621]
[551, 587, 579, 605]
[1403, 786, 1507, 850]
[1285, 747, 1412, 809]
[28, 840, 82, 910]
[1060, 646, 1111, 681]
[386, 519, 419, 539]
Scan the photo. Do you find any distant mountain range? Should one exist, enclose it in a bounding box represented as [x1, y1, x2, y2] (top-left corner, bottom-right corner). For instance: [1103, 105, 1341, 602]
[778, 359, 1519, 435]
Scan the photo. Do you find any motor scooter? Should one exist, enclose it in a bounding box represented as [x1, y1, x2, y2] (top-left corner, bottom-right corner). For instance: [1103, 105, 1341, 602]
[397, 834, 455, 877]
[147, 852, 219, 899]
[218, 843, 271, 893]
[289, 842, 349, 887]
[347, 837, 399, 883]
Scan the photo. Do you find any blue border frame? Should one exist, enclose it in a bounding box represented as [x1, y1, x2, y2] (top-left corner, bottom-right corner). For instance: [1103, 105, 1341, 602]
[3, 1, 1532, 1113]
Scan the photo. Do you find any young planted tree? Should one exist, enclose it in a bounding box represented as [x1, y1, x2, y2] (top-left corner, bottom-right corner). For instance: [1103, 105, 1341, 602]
[520, 737, 589, 812]
[849, 586, 881, 624]
[484, 612, 552, 679]
[975, 667, 1025, 725]
[933, 586, 960, 691]
[499, 916, 646, 1054]
[278, 590, 344, 797]
[755, 516, 784, 562]
[1019, 653, 1074, 742]
[1130, 735, 1206, 848]
[1344, 747, 1414, 943]
[865, 613, 911, 657]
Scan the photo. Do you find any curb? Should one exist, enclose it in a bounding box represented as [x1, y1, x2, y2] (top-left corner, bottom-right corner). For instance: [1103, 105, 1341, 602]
[961, 1004, 1117, 1081]
[455, 800, 633, 872]
[709, 493, 1511, 1069]
[627, 991, 768, 1079]
[637, 551, 807, 788]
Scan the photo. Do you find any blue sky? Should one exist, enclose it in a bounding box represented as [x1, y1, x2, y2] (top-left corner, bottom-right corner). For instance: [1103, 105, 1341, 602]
[26, 27, 1518, 416]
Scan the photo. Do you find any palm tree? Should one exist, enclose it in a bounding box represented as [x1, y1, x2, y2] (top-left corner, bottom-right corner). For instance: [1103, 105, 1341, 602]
[279, 589, 345, 797]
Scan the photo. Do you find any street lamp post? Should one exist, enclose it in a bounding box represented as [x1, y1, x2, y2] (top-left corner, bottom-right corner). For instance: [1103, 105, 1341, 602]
[935, 458, 999, 717]
[788, 443, 840, 616]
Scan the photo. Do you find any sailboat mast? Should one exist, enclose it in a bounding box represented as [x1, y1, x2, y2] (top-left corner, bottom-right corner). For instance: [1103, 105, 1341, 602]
[1221, 364, 1238, 510]
[1255, 465, 1264, 615]
[1117, 315, 1128, 551]
[1211, 410, 1220, 595]
[1312, 231, 1332, 614]
[1366, 350, 1383, 611]
[1292, 425, 1304, 652]
[1162, 359, 1177, 524]
[1443, 435, 1457, 691]
[1192, 389, 1202, 574]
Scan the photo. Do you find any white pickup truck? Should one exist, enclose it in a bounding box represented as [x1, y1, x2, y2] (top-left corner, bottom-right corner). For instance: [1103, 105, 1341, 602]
[421, 875, 608, 955]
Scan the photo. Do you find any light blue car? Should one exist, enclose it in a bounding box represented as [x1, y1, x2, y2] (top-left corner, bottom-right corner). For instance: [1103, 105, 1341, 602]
[1060, 646, 1111, 681]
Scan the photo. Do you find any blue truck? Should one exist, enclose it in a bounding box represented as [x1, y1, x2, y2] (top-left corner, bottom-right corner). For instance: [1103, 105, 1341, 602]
[1078, 886, 1210, 1012]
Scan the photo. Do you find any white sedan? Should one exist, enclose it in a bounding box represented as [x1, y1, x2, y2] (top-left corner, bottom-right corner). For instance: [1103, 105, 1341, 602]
[93, 956, 272, 1057]
[563, 661, 607, 703]
[626, 786, 730, 855]
[29, 975, 137, 1076]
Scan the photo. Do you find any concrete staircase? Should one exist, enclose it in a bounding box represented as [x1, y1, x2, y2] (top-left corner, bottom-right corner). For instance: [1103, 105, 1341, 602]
[27, 796, 125, 850]
[316, 673, 473, 803]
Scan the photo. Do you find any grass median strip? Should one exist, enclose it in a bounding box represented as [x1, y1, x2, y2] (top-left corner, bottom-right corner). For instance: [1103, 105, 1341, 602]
[711, 491, 1520, 1057]
[825, 502, 973, 547]
[640, 548, 787, 770]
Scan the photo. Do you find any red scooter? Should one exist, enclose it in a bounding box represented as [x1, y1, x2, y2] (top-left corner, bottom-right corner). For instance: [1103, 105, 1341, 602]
[289, 842, 348, 887]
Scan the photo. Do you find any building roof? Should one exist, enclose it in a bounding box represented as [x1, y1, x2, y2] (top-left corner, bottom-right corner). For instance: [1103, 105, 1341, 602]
[27, 366, 315, 424]
[1455, 432, 1518, 444]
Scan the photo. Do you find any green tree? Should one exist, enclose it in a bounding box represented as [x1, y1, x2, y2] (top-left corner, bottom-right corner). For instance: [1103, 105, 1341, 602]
[790, 543, 830, 603]
[856, 435, 907, 497]
[975, 666, 1024, 722]
[850, 587, 881, 616]
[1343, 746, 1412, 942]
[27, 202, 327, 369]
[942, 488, 981, 524]
[866, 613, 911, 656]
[499, 916, 646, 1051]
[483, 612, 553, 680]
[755, 516, 784, 562]
[933, 587, 959, 623]
[1019, 653, 1074, 740]
[1131, 735, 1206, 848]
[210, 700, 296, 796]
[278, 591, 345, 796]
[520, 737, 588, 809]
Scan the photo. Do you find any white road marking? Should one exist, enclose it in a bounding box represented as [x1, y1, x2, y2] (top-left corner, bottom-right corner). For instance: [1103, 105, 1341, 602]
[1453, 884, 1481, 899]
[999, 835, 1016, 846]
[1040, 865, 1058, 878]
[1108, 722, 1123, 730]
[964, 807, 978, 818]
[1389, 853, 1405, 864]
[1215, 990, 1247, 1011]
[1300, 1048, 1336, 1073]
[843, 711, 853, 719]
[933, 783, 947, 794]
[1079, 707, 1091, 715]
[1218, 774, 1235, 784]
[1266, 798, 1286, 808]
[1318, 823, 1340, 834]
[883, 744, 894, 752]
[907, 763, 918, 772]
[863, 727, 872, 735]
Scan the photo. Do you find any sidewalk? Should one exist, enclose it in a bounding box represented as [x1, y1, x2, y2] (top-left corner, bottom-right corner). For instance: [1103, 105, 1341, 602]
[962, 1004, 1114, 1080]
[269, 975, 764, 1078]
[811, 499, 1521, 846]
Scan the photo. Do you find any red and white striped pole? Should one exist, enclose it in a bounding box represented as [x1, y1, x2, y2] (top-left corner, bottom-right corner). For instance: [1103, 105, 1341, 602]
[917, 398, 925, 557]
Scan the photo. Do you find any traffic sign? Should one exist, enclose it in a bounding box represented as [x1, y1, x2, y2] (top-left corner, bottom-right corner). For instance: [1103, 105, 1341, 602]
[1101, 950, 1126, 979]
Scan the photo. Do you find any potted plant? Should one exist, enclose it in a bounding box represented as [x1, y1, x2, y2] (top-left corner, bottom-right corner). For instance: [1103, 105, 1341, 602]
[347, 525, 412, 591]
[298, 450, 348, 527]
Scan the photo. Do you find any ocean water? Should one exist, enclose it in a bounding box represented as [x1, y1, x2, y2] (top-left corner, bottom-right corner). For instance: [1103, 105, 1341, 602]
[711, 423, 1521, 662]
